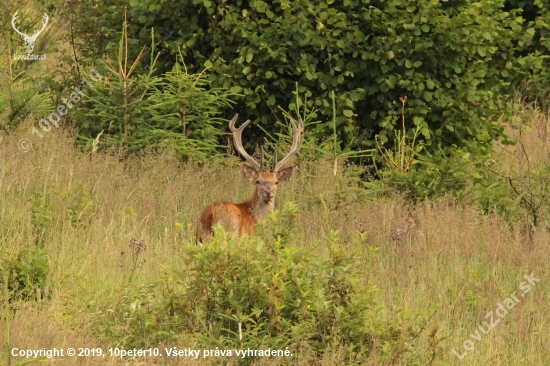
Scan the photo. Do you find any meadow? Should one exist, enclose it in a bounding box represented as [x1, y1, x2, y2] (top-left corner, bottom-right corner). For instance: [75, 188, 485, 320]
[0, 110, 549, 365]
[2, 1, 550, 364]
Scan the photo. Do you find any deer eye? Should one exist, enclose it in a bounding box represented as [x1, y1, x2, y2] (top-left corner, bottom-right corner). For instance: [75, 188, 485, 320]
[275, 181, 279, 184]
[256, 180, 260, 184]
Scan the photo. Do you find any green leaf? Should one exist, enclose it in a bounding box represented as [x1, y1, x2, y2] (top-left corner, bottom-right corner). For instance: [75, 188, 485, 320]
[343, 109, 353, 117]
[385, 75, 397, 88]
[256, 1, 267, 12]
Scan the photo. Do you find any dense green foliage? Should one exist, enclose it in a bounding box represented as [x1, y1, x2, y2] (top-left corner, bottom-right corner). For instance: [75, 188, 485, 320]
[2, 0, 548, 218]
[89, 204, 427, 363]
[1, 0, 549, 208]
[0, 248, 50, 303]
[73, 55, 237, 161]
[64, 0, 547, 155]
[2, 2, 550, 362]
[3, 0, 549, 160]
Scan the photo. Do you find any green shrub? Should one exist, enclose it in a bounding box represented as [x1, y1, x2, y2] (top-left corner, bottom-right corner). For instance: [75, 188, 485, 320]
[89, 207, 427, 363]
[0, 248, 50, 303]
[68, 0, 541, 157]
[73, 17, 237, 161]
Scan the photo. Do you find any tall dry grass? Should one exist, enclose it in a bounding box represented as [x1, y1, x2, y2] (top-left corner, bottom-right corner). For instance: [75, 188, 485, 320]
[0, 117, 549, 365]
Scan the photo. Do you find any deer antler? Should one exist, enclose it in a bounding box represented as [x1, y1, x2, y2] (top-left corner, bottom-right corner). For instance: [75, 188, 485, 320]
[11, 11, 26, 38]
[273, 117, 304, 172]
[32, 13, 49, 38]
[229, 114, 261, 171]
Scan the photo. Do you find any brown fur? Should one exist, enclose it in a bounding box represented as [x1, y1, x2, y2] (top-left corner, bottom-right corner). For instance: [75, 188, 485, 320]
[196, 165, 292, 242]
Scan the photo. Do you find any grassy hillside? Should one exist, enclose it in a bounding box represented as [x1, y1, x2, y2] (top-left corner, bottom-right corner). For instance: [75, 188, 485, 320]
[2, 0, 550, 364]
[0, 118, 549, 365]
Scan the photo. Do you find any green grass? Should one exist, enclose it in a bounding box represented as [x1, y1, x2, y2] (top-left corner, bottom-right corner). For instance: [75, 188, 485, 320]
[0, 123, 548, 365]
[1, 1, 550, 364]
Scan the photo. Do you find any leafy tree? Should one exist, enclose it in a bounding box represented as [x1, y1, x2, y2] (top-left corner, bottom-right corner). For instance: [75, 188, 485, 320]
[504, 0, 550, 105]
[73, 17, 237, 161]
[69, 0, 536, 159]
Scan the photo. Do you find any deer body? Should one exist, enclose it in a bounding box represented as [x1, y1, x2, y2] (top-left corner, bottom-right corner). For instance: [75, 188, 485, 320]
[196, 115, 302, 242]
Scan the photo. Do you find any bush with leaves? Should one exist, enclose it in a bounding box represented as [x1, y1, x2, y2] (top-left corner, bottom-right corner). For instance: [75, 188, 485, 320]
[363, 97, 482, 201]
[73, 15, 237, 161]
[0, 248, 50, 303]
[504, 0, 550, 106]
[483, 101, 550, 236]
[89, 205, 428, 363]
[66, 0, 544, 159]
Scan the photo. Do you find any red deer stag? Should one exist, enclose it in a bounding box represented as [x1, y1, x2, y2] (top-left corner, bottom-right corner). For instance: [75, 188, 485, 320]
[196, 114, 303, 242]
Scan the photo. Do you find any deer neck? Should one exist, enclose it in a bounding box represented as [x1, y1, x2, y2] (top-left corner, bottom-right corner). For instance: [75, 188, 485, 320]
[246, 188, 275, 222]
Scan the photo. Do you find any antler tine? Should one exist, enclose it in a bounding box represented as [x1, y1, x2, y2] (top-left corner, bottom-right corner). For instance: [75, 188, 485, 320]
[273, 117, 304, 172]
[229, 114, 261, 171]
[260, 146, 265, 171]
[272, 149, 277, 171]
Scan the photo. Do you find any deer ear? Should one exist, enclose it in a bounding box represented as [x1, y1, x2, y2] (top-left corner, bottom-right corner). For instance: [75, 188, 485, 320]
[277, 167, 293, 181]
[242, 164, 258, 182]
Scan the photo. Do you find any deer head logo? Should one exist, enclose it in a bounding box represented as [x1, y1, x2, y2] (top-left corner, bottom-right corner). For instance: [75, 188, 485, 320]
[11, 11, 49, 55]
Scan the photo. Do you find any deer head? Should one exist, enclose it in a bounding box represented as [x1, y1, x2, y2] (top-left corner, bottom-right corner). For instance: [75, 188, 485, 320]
[229, 113, 303, 206]
[11, 11, 49, 54]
